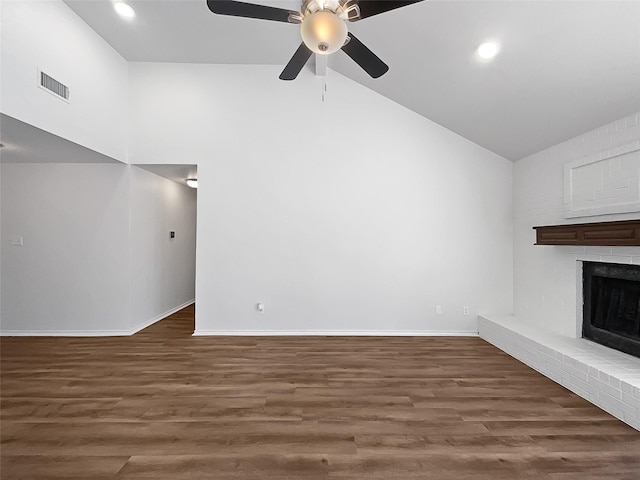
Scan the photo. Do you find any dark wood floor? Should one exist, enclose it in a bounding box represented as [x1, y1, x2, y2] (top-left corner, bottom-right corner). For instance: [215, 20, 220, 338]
[2, 305, 639, 479]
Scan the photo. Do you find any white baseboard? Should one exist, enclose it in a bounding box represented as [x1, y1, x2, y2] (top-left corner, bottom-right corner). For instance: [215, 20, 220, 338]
[129, 299, 195, 335]
[1, 328, 136, 337]
[193, 330, 478, 337]
[0, 299, 195, 337]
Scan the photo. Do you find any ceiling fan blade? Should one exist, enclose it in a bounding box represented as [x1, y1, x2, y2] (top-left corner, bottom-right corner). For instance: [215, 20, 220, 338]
[206, 0, 299, 23]
[279, 43, 313, 80]
[341, 33, 389, 78]
[351, 0, 425, 21]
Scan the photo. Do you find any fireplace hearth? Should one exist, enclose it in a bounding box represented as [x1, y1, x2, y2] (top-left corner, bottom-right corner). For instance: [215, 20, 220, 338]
[583, 262, 640, 358]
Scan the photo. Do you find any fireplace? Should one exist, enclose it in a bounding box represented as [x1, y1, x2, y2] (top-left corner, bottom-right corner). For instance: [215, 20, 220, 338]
[583, 262, 640, 358]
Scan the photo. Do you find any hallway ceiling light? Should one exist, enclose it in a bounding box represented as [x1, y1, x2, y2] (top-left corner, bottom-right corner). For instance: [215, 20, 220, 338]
[186, 178, 198, 188]
[114, 2, 136, 19]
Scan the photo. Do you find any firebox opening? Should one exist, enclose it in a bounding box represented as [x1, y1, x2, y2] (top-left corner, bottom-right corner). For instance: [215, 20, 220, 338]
[583, 262, 640, 358]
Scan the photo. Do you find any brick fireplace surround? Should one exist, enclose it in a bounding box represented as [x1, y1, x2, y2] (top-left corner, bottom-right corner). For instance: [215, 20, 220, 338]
[498, 112, 640, 431]
[479, 313, 640, 430]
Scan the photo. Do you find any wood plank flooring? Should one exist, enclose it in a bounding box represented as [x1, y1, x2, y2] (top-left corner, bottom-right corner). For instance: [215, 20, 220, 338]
[2, 305, 639, 479]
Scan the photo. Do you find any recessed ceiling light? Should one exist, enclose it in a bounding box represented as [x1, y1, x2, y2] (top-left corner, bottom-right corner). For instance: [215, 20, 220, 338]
[114, 2, 135, 19]
[477, 42, 500, 60]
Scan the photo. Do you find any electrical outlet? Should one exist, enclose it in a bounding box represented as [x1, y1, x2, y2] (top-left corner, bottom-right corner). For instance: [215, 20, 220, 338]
[435, 305, 442, 315]
[463, 306, 470, 316]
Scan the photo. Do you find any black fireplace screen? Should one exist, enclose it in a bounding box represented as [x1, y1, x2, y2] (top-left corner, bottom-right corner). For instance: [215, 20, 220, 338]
[583, 262, 640, 358]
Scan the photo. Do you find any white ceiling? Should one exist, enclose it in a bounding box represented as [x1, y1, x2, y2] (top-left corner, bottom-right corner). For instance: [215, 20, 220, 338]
[135, 164, 198, 187]
[64, 0, 640, 160]
[0, 115, 197, 188]
[0, 114, 120, 164]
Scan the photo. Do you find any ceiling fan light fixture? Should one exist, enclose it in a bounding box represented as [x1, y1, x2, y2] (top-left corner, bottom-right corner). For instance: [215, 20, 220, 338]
[207, 0, 424, 80]
[301, 11, 348, 55]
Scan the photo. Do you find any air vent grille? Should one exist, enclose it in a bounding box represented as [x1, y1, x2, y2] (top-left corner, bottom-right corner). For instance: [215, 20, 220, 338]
[39, 71, 69, 101]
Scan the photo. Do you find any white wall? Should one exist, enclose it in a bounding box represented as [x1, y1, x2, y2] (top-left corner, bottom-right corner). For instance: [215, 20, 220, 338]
[0, 163, 131, 333]
[129, 64, 514, 334]
[0, 163, 197, 334]
[513, 112, 640, 337]
[130, 166, 197, 331]
[0, 0, 128, 161]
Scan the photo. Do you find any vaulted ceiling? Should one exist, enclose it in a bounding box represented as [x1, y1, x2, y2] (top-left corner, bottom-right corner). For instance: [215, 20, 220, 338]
[64, 0, 640, 160]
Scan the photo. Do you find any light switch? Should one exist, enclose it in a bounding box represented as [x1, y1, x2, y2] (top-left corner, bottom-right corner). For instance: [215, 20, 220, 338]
[10, 235, 24, 246]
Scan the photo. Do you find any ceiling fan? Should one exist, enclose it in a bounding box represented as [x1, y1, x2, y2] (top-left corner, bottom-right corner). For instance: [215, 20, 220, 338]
[206, 0, 424, 80]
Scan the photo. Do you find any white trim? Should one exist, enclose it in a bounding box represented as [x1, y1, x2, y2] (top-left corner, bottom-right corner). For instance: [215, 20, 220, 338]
[575, 260, 584, 339]
[193, 330, 478, 337]
[563, 141, 640, 218]
[0, 300, 194, 337]
[1, 329, 135, 337]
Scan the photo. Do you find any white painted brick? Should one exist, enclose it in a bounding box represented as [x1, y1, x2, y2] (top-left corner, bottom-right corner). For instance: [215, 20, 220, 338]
[549, 349, 564, 361]
[597, 401, 624, 420]
[622, 392, 640, 409]
[514, 111, 640, 338]
[585, 247, 614, 256]
[562, 363, 589, 382]
[591, 376, 623, 399]
[612, 247, 640, 256]
[598, 371, 611, 384]
[542, 355, 562, 369]
[563, 375, 597, 397]
[578, 254, 602, 262]
[577, 361, 590, 374]
[598, 391, 635, 419]
[622, 376, 640, 387]
[480, 315, 640, 432]
[626, 116, 637, 128]
[616, 375, 640, 388]
[602, 255, 633, 265]
[623, 412, 639, 427]
[622, 402, 637, 420]
[621, 381, 634, 395]
[562, 381, 590, 400]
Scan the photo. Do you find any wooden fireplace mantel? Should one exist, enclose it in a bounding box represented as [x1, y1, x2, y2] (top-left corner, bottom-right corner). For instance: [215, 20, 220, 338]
[533, 219, 640, 246]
